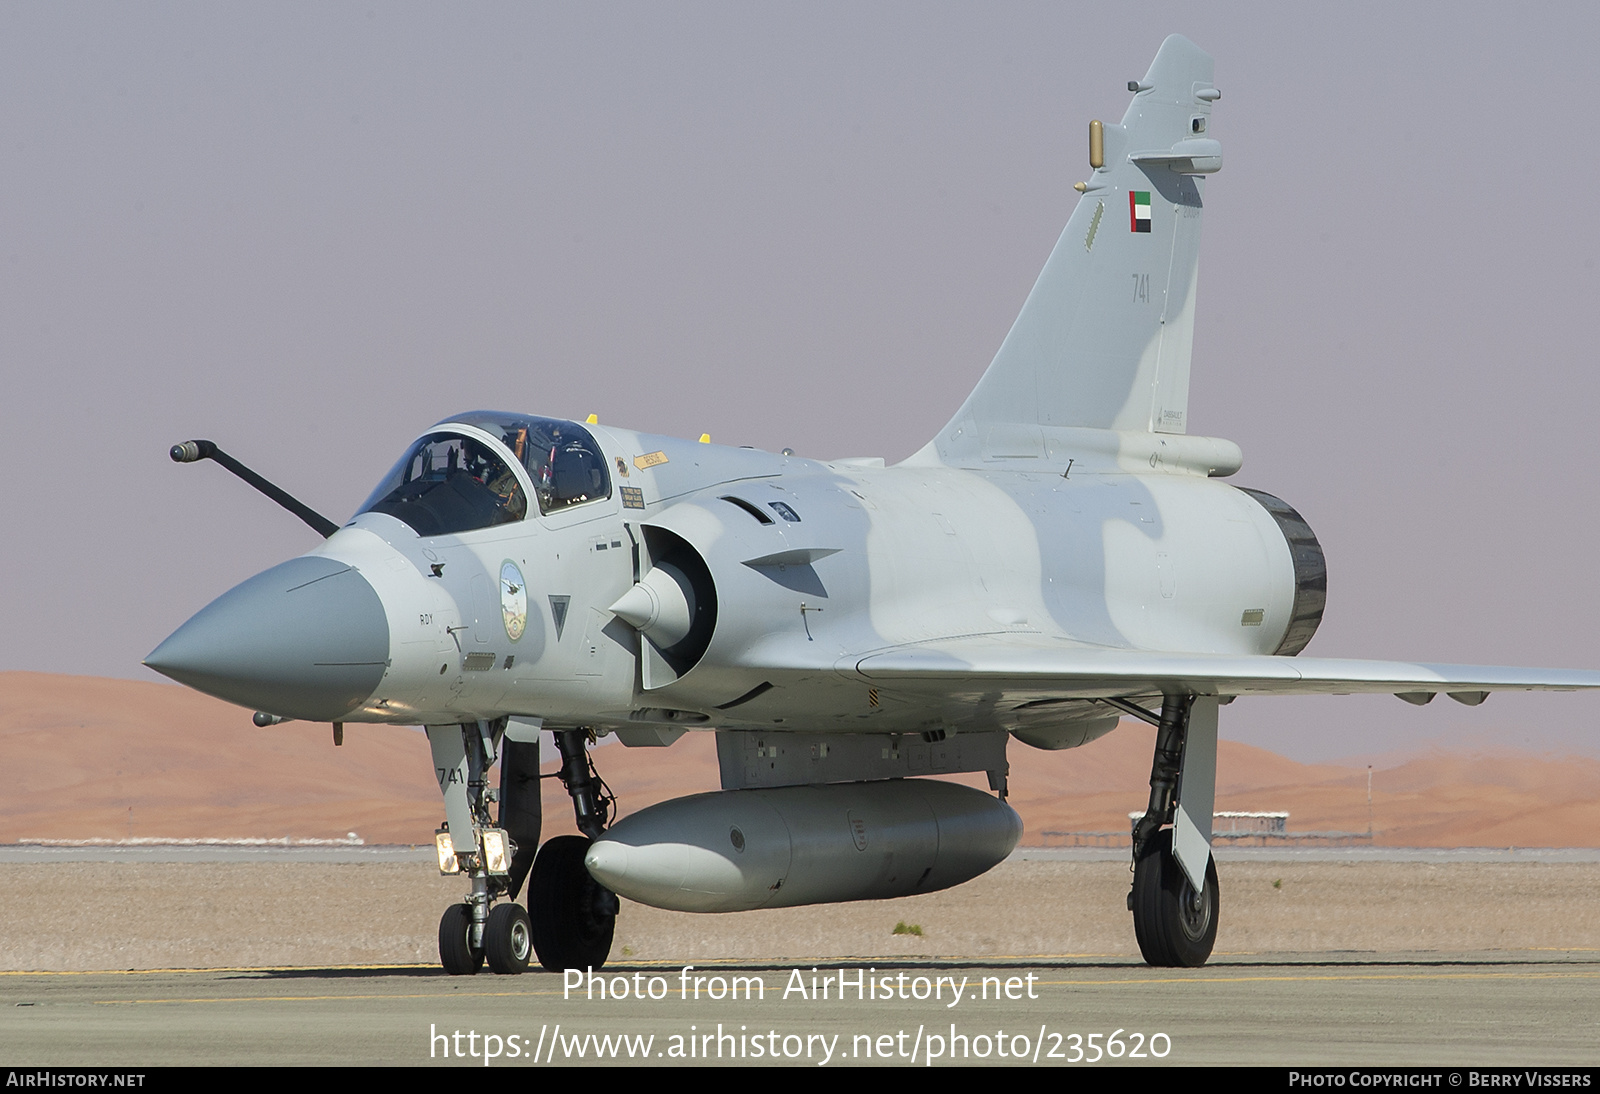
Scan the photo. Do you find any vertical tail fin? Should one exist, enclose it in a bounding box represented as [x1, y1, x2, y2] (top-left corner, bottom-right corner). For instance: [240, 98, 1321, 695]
[927, 35, 1222, 464]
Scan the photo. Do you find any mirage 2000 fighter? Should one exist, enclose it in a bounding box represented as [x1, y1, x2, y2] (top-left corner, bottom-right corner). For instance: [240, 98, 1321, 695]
[148, 35, 1600, 975]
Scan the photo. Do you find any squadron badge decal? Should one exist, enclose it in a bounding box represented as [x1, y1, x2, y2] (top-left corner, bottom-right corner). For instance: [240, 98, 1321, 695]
[500, 560, 527, 641]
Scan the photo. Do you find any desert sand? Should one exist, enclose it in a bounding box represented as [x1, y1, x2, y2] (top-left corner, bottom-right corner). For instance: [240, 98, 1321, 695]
[1, 857, 1596, 972]
[5, 671, 1599, 848]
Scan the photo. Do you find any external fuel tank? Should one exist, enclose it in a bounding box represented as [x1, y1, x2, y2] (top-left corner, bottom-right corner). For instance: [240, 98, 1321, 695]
[584, 778, 1022, 913]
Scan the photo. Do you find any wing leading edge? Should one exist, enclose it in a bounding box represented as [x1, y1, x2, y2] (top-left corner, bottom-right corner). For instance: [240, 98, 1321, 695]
[847, 640, 1600, 702]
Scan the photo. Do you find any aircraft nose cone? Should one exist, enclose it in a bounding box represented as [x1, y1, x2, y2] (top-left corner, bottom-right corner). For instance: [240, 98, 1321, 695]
[145, 556, 390, 721]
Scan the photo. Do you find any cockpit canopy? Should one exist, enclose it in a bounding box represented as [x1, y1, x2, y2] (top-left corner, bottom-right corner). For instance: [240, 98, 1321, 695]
[357, 412, 612, 537]
[453, 412, 611, 515]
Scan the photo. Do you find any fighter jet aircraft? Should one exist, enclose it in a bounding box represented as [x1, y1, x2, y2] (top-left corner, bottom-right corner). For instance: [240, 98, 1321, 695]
[147, 35, 1600, 974]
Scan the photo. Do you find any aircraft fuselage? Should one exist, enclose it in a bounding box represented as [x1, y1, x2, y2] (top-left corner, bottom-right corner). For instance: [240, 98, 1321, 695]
[293, 421, 1306, 738]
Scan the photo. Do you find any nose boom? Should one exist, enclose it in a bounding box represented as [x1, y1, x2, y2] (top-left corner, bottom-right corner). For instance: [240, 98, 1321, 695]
[145, 556, 390, 721]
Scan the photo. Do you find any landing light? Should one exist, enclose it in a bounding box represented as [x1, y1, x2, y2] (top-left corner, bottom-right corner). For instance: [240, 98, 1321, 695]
[480, 828, 511, 875]
[435, 828, 459, 874]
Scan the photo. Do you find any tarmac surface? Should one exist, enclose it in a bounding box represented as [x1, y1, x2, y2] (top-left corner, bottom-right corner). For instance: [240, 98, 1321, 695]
[5, 953, 1599, 1066]
[3, 849, 1599, 1066]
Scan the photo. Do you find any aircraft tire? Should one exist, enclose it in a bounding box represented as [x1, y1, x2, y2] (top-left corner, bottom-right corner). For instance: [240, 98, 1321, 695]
[438, 902, 485, 976]
[484, 902, 532, 975]
[530, 835, 616, 972]
[1131, 829, 1218, 968]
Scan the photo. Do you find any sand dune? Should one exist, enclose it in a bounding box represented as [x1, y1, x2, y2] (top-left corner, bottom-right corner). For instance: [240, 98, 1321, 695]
[3, 671, 1596, 847]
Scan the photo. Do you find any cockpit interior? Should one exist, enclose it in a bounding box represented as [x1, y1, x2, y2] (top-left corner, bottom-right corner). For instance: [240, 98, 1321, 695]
[358, 412, 612, 536]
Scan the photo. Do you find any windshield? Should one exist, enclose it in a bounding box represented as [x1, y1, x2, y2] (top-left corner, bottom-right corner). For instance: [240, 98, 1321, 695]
[357, 432, 528, 536]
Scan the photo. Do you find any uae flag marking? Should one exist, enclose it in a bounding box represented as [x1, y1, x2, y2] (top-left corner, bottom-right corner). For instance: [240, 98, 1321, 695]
[1130, 191, 1152, 233]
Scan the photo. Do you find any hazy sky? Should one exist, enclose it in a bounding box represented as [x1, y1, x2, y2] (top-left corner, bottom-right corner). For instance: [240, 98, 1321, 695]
[4, 3, 1599, 762]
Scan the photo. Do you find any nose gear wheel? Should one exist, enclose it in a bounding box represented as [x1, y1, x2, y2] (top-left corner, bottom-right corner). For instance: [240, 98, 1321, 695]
[485, 902, 533, 974]
[438, 903, 485, 976]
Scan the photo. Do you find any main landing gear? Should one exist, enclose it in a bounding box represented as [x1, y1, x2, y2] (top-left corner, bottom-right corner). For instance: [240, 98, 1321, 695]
[529, 729, 618, 971]
[1112, 694, 1222, 968]
[1131, 829, 1218, 968]
[425, 721, 618, 976]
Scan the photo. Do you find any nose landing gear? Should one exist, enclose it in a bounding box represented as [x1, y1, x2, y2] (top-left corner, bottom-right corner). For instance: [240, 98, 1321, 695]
[426, 719, 543, 976]
[425, 721, 618, 975]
